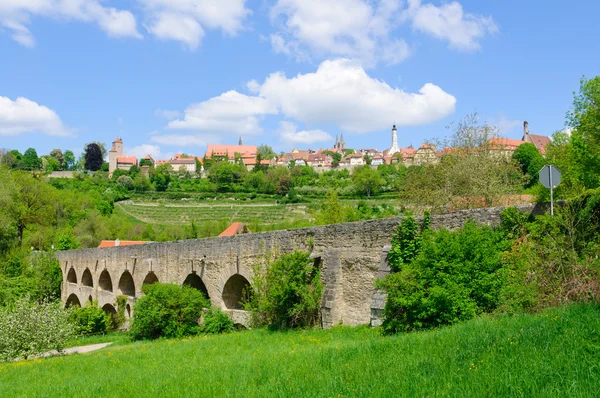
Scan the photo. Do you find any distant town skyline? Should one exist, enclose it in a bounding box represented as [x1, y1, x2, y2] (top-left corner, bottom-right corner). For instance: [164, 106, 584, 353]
[1, 1, 598, 160]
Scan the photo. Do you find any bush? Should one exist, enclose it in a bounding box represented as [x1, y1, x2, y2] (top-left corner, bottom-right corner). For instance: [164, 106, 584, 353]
[200, 307, 235, 334]
[131, 283, 210, 340]
[69, 301, 111, 335]
[0, 298, 75, 361]
[246, 251, 322, 329]
[116, 175, 134, 190]
[378, 221, 510, 334]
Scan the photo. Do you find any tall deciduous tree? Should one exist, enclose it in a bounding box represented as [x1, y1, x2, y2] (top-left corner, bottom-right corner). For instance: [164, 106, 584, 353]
[23, 148, 41, 170]
[49, 149, 65, 170]
[352, 165, 383, 197]
[512, 143, 545, 187]
[0, 171, 55, 245]
[64, 150, 76, 170]
[568, 76, 600, 148]
[84, 143, 103, 171]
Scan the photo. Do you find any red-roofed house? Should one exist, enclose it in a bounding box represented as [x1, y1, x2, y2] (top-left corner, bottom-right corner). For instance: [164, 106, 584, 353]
[98, 239, 147, 248]
[522, 121, 551, 155]
[218, 222, 247, 237]
[206, 144, 258, 161]
[109, 138, 138, 173]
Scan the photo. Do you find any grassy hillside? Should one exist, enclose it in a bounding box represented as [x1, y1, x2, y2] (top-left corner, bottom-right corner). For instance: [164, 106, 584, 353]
[1, 304, 599, 397]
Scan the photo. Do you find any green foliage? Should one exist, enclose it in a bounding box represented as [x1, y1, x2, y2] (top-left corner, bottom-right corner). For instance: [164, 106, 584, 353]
[387, 213, 430, 272]
[352, 165, 384, 197]
[113, 295, 128, 330]
[246, 251, 322, 329]
[84, 143, 104, 171]
[23, 148, 41, 170]
[131, 283, 210, 340]
[0, 298, 74, 361]
[200, 307, 235, 334]
[117, 175, 134, 190]
[55, 229, 80, 250]
[378, 222, 510, 334]
[512, 143, 545, 187]
[69, 301, 111, 336]
[568, 75, 600, 148]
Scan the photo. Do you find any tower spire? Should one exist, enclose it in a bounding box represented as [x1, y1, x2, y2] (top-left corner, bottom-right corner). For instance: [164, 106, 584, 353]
[239, 136, 242, 145]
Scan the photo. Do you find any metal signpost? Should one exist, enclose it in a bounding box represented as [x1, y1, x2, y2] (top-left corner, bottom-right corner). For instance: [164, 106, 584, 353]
[539, 165, 562, 215]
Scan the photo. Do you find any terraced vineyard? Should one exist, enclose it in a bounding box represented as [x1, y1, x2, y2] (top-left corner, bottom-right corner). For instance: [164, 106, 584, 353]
[116, 201, 312, 226]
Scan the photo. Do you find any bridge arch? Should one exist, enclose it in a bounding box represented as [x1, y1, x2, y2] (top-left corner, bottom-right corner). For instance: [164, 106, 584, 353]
[183, 272, 210, 300]
[118, 271, 136, 297]
[65, 293, 81, 307]
[99, 270, 113, 292]
[142, 272, 159, 287]
[82, 268, 93, 287]
[67, 268, 77, 284]
[102, 303, 117, 329]
[222, 274, 250, 310]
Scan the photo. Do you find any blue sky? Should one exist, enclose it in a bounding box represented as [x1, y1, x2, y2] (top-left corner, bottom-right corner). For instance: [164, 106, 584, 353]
[1, 0, 598, 160]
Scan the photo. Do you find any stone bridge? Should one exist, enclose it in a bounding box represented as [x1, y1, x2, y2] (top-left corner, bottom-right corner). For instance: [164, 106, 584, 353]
[57, 204, 536, 328]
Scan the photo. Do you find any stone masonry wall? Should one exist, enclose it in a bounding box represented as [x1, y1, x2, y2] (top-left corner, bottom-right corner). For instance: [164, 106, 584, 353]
[57, 204, 536, 328]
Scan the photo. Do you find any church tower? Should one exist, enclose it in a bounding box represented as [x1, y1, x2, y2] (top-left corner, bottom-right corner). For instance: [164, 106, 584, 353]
[109, 137, 123, 173]
[388, 125, 400, 155]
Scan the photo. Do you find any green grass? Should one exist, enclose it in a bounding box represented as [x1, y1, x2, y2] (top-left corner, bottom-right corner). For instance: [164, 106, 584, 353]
[117, 201, 312, 226]
[1, 304, 599, 397]
[64, 332, 132, 348]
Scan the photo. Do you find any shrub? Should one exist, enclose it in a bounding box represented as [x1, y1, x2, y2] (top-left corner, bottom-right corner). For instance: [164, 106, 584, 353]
[69, 301, 111, 335]
[246, 251, 322, 329]
[116, 175, 134, 190]
[131, 283, 210, 340]
[378, 221, 510, 334]
[200, 307, 235, 334]
[387, 213, 430, 272]
[0, 298, 74, 361]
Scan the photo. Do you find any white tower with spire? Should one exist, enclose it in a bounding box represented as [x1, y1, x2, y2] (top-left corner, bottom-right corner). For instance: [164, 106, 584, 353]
[388, 125, 400, 155]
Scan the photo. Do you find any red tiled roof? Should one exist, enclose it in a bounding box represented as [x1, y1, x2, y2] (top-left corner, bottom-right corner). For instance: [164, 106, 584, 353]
[113, 138, 123, 143]
[117, 156, 138, 164]
[98, 240, 146, 248]
[218, 222, 245, 237]
[528, 134, 551, 154]
[487, 138, 526, 150]
[206, 144, 257, 158]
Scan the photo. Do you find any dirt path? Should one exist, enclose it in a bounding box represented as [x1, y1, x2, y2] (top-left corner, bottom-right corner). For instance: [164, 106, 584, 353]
[39, 342, 113, 359]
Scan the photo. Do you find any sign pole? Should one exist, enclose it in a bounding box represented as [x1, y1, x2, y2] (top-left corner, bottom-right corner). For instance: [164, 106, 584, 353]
[550, 166, 554, 216]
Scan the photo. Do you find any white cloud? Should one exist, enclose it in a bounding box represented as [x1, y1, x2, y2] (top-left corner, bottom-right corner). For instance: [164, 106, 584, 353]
[153, 59, 455, 147]
[403, 0, 498, 51]
[0, 96, 70, 136]
[137, 0, 250, 50]
[277, 121, 333, 145]
[154, 108, 181, 120]
[258, 59, 456, 133]
[126, 144, 172, 160]
[150, 133, 221, 147]
[270, 0, 409, 66]
[493, 115, 522, 136]
[0, 0, 142, 47]
[167, 90, 277, 134]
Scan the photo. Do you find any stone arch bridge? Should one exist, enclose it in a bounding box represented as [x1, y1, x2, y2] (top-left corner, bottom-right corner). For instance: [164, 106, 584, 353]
[57, 204, 536, 328]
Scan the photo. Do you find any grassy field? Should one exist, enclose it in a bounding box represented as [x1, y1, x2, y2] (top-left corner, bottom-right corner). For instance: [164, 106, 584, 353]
[117, 201, 311, 225]
[1, 304, 599, 397]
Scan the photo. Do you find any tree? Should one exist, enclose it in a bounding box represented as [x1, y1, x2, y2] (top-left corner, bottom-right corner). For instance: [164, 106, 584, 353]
[352, 165, 383, 197]
[44, 156, 61, 172]
[567, 76, 600, 148]
[134, 173, 151, 192]
[258, 144, 276, 160]
[246, 251, 322, 329]
[84, 143, 103, 171]
[83, 142, 107, 161]
[1, 152, 16, 168]
[49, 149, 65, 170]
[0, 171, 55, 245]
[64, 150, 76, 170]
[344, 149, 355, 156]
[512, 143, 545, 187]
[151, 164, 172, 192]
[23, 148, 41, 170]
